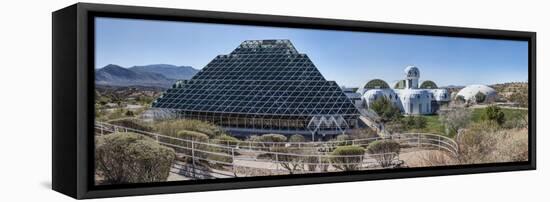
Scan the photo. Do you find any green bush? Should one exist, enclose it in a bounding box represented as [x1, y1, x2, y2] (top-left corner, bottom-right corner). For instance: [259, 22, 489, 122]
[481, 105, 506, 126]
[330, 146, 365, 171]
[164, 130, 209, 162]
[95, 132, 175, 184]
[259, 134, 287, 142]
[153, 119, 225, 138]
[366, 140, 400, 167]
[107, 118, 152, 132]
[335, 134, 352, 146]
[289, 134, 306, 142]
[213, 135, 241, 146]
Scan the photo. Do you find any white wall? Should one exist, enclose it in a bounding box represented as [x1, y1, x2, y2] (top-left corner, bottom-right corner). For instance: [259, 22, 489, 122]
[0, 0, 547, 201]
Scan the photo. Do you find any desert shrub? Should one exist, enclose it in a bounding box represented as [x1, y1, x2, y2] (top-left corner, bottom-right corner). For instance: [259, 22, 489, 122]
[384, 121, 405, 134]
[259, 134, 287, 143]
[503, 113, 528, 129]
[164, 130, 209, 162]
[209, 135, 240, 166]
[107, 118, 152, 132]
[366, 140, 401, 167]
[289, 134, 306, 142]
[125, 110, 135, 117]
[270, 147, 304, 174]
[508, 91, 528, 108]
[403, 116, 427, 129]
[207, 146, 234, 168]
[334, 134, 352, 146]
[330, 146, 365, 171]
[439, 106, 471, 136]
[213, 135, 240, 146]
[481, 105, 506, 126]
[95, 132, 175, 184]
[153, 119, 225, 138]
[457, 121, 527, 164]
[347, 128, 378, 139]
[414, 151, 458, 167]
[303, 155, 319, 172]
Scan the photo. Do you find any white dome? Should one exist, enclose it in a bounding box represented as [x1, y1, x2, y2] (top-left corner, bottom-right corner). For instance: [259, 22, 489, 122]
[404, 66, 420, 79]
[362, 89, 398, 108]
[456, 84, 497, 103]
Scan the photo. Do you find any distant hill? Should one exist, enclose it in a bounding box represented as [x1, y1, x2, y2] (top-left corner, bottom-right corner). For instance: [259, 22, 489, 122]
[95, 64, 198, 88]
[129, 64, 198, 80]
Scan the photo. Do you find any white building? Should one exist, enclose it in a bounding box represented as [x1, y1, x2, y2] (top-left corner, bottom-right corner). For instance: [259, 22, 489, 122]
[361, 66, 450, 115]
[456, 84, 498, 103]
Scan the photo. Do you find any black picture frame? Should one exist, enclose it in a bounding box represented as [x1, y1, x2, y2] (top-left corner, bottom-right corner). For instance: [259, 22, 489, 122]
[52, 3, 536, 199]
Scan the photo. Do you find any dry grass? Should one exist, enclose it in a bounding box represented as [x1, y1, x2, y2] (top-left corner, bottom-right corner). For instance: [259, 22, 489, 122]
[457, 122, 528, 164]
[417, 151, 458, 167]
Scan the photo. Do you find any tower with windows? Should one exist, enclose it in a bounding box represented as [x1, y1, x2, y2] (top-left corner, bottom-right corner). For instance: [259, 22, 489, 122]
[404, 66, 420, 89]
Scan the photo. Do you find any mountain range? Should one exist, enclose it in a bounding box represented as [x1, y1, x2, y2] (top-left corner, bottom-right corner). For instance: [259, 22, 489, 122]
[95, 64, 199, 88]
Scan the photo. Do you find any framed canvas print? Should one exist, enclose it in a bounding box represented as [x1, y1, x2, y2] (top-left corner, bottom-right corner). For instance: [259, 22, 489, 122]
[52, 3, 536, 199]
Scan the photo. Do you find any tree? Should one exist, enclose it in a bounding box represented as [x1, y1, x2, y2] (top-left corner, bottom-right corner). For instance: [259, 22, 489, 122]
[481, 105, 506, 126]
[370, 97, 402, 122]
[439, 107, 472, 136]
[366, 140, 401, 167]
[95, 132, 175, 184]
[330, 146, 365, 171]
[475, 91, 486, 103]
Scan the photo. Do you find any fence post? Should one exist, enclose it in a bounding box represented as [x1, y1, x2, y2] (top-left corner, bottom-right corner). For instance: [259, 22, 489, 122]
[192, 141, 196, 179]
[318, 155, 322, 172]
[275, 153, 279, 173]
[231, 148, 236, 176]
[417, 134, 421, 148]
[438, 136, 441, 150]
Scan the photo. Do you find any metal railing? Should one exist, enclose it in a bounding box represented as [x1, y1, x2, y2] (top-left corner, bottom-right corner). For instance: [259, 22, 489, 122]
[95, 121, 458, 178]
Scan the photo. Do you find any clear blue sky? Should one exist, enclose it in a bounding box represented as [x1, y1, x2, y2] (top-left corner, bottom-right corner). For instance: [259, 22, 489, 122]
[95, 17, 528, 87]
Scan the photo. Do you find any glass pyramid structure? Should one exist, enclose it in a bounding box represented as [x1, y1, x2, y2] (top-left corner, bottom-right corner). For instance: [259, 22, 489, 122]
[152, 39, 359, 138]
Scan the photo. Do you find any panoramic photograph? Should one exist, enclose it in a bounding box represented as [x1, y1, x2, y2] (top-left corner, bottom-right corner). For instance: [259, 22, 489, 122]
[93, 17, 529, 185]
